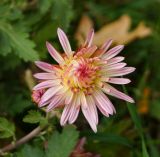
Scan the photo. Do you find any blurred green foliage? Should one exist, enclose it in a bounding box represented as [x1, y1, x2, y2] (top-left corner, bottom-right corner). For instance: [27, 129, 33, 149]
[0, 0, 160, 157]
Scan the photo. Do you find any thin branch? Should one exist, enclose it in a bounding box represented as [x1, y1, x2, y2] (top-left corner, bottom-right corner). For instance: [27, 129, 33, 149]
[0, 126, 43, 155]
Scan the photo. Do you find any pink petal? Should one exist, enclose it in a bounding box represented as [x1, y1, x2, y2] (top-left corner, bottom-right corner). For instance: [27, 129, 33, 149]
[33, 79, 61, 90]
[86, 96, 98, 125]
[103, 45, 124, 60]
[103, 63, 126, 71]
[81, 105, 97, 133]
[33, 73, 58, 80]
[80, 92, 88, 109]
[107, 78, 131, 84]
[84, 45, 97, 58]
[35, 61, 54, 73]
[38, 98, 51, 108]
[60, 103, 72, 126]
[100, 39, 113, 56]
[68, 95, 80, 124]
[93, 90, 115, 115]
[65, 90, 74, 105]
[46, 42, 64, 64]
[68, 106, 80, 124]
[57, 28, 72, 57]
[47, 95, 65, 111]
[84, 29, 94, 48]
[107, 67, 136, 77]
[102, 83, 135, 103]
[107, 56, 125, 65]
[40, 85, 63, 105]
[108, 62, 126, 69]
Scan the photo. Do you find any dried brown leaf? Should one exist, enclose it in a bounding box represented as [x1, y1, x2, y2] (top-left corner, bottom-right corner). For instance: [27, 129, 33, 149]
[75, 15, 152, 46]
[75, 15, 93, 46]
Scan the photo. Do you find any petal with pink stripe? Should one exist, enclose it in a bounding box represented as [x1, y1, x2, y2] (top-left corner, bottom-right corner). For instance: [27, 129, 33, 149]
[107, 67, 136, 77]
[47, 95, 65, 111]
[81, 105, 97, 133]
[60, 103, 72, 126]
[107, 78, 131, 84]
[84, 29, 94, 48]
[106, 56, 125, 65]
[68, 95, 80, 124]
[100, 39, 113, 56]
[40, 85, 63, 104]
[33, 79, 61, 90]
[102, 45, 124, 60]
[86, 96, 98, 125]
[33, 73, 58, 80]
[35, 61, 54, 73]
[102, 83, 135, 103]
[46, 42, 64, 64]
[93, 89, 115, 115]
[57, 28, 73, 57]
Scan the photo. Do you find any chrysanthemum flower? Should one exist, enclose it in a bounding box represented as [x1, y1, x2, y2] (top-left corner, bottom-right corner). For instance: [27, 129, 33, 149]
[33, 28, 135, 132]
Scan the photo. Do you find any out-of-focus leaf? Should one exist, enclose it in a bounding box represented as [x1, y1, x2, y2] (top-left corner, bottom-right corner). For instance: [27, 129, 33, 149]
[142, 138, 149, 157]
[0, 2, 23, 21]
[46, 125, 79, 157]
[8, 94, 31, 116]
[38, 0, 53, 14]
[123, 86, 149, 157]
[84, 132, 132, 148]
[34, 23, 57, 46]
[15, 145, 44, 157]
[0, 22, 39, 61]
[150, 100, 160, 120]
[0, 117, 15, 139]
[0, 31, 12, 56]
[147, 135, 160, 157]
[51, 0, 74, 31]
[23, 110, 47, 127]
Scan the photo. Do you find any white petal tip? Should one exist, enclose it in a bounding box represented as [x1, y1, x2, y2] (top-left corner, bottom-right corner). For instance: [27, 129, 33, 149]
[60, 121, 65, 126]
[93, 128, 97, 133]
[57, 27, 63, 33]
[132, 67, 136, 72]
[32, 86, 37, 90]
[129, 99, 135, 103]
[119, 45, 124, 48]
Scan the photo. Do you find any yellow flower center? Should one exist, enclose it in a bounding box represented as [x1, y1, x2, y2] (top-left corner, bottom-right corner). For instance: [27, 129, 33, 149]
[61, 56, 102, 94]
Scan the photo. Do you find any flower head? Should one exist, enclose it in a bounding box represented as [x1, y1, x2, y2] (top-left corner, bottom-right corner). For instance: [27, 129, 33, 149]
[33, 28, 135, 132]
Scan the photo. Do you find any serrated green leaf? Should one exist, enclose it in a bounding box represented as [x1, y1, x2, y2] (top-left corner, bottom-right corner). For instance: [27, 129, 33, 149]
[46, 125, 79, 157]
[0, 30, 12, 56]
[0, 22, 39, 61]
[0, 117, 15, 139]
[23, 110, 47, 127]
[15, 144, 44, 157]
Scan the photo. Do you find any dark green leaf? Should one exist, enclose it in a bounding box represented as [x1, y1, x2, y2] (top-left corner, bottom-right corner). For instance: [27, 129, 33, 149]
[0, 22, 39, 61]
[51, 0, 74, 30]
[150, 100, 160, 120]
[46, 125, 79, 157]
[0, 117, 15, 138]
[15, 145, 44, 157]
[23, 110, 47, 127]
[84, 132, 133, 148]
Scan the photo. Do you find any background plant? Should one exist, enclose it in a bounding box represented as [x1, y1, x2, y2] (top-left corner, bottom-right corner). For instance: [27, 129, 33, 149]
[0, 0, 160, 157]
